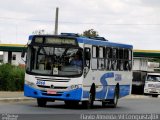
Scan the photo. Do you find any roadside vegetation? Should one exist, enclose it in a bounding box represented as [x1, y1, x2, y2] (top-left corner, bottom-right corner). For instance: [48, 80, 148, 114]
[0, 63, 25, 91]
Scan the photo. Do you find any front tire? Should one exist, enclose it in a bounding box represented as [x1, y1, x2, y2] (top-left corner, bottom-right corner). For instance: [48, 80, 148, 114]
[37, 98, 47, 107]
[82, 92, 94, 109]
[64, 101, 79, 107]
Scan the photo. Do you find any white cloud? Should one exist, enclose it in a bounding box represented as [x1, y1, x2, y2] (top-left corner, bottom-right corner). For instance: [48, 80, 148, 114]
[0, 0, 159, 50]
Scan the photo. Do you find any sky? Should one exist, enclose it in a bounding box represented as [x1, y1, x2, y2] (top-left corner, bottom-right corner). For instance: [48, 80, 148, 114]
[0, 0, 160, 50]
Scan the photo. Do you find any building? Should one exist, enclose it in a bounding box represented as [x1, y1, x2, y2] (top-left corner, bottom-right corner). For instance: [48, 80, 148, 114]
[132, 49, 160, 94]
[133, 49, 160, 71]
[0, 44, 26, 66]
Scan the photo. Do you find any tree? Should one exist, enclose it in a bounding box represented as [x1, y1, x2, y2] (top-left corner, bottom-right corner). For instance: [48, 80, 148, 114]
[82, 29, 99, 37]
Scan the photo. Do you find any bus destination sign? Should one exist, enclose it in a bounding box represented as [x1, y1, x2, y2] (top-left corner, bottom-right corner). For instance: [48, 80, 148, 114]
[45, 37, 77, 45]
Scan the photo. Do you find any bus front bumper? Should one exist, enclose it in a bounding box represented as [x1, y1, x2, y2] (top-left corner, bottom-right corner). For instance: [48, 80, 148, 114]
[144, 88, 160, 95]
[24, 84, 82, 101]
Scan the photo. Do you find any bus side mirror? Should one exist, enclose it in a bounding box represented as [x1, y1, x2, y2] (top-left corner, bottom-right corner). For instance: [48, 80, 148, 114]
[84, 48, 91, 60]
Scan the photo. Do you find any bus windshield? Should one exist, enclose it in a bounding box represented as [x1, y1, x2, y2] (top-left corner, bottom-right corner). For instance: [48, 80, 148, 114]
[147, 75, 160, 82]
[26, 45, 83, 77]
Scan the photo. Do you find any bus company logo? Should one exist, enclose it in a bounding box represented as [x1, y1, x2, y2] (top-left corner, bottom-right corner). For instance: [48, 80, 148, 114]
[50, 85, 55, 89]
[115, 74, 122, 81]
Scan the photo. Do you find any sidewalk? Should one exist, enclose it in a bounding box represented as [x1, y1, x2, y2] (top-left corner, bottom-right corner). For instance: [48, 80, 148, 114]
[0, 91, 34, 102]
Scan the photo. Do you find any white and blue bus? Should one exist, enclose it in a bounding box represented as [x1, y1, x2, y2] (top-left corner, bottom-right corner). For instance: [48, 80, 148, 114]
[23, 33, 133, 108]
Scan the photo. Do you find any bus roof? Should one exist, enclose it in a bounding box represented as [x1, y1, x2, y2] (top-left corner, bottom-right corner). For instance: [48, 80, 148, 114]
[29, 34, 133, 49]
[77, 37, 133, 49]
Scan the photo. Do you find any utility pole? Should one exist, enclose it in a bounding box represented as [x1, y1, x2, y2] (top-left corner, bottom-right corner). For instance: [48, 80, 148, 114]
[54, 7, 59, 35]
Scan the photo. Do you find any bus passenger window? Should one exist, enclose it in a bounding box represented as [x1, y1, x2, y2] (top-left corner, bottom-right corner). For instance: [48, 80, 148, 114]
[106, 47, 112, 70]
[98, 47, 105, 70]
[124, 49, 129, 60]
[111, 48, 118, 71]
[84, 48, 91, 67]
[118, 49, 124, 71]
[92, 46, 98, 70]
[119, 60, 124, 71]
[128, 50, 132, 70]
[124, 49, 132, 71]
[92, 46, 97, 58]
[111, 60, 117, 70]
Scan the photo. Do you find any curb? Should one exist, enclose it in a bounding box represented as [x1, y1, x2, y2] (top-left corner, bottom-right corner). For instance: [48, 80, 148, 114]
[124, 95, 159, 99]
[124, 95, 149, 99]
[0, 97, 35, 102]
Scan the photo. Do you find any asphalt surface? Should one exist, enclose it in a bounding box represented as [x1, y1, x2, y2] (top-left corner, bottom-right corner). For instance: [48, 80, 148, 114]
[0, 92, 160, 120]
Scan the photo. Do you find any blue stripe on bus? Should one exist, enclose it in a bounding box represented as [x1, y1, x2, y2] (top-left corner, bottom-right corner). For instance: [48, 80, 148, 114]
[24, 84, 82, 101]
[96, 72, 114, 99]
[106, 85, 116, 99]
[83, 72, 131, 100]
[106, 85, 130, 99]
[83, 84, 130, 100]
[83, 72, 114, 99]
[77, 38, 133, 49]
[119, 85, 130, 98]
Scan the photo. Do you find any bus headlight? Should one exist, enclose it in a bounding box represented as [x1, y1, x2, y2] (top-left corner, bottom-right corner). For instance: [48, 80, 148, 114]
[25, 81, 35, 87]
[68, 85, 82, 90]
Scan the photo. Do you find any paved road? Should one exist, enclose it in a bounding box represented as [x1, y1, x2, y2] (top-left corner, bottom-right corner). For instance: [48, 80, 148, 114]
[0, 97, 160, 120]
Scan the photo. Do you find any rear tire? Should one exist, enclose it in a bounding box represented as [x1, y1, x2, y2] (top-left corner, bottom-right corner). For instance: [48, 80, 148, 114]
[102, 101, 108, 107]
[102, 87, 119, 108]
[152, 95, 158, 97]
[37, 98, 47, 107]
[110, 87, 119, 108]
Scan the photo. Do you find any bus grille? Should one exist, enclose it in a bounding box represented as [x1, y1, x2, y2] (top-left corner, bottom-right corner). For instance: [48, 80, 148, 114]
[148, 84, 160, 88]
[42, 93, 62, 96]
[37, 85, 67, 89]
[35, 77, 70, 82]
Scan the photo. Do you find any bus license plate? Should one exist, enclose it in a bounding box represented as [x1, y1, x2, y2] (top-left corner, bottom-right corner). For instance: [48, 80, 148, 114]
[47, 90, 57, 94]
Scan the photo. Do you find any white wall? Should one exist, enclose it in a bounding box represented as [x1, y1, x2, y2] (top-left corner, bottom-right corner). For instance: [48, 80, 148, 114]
[3, 52, 8, 64]
[3, 51, 26, 66]
[11, 52, 25, 66]
[133, 57, 148, 71]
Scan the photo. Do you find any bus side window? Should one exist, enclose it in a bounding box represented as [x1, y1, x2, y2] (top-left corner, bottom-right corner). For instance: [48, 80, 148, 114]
[98, 47, 105, 70]
[111, 48, 118, 71]
[124, 49, 132, 71]
[92, 46, 98, 70]
[128, 50, 132, 71]
[118, 49, 124, 71]
[106, 47, 112, 70]
[84, 48, 91, 67]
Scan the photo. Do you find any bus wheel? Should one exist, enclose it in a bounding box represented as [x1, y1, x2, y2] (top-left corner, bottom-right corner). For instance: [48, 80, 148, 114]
[64, 101, 79, 107]
[82, 92, 94, 109]
[110, 87, 119, 108]
[102, 101, 106, 107]
[152, 95, 158, 97]
[37, 98, 47, 107]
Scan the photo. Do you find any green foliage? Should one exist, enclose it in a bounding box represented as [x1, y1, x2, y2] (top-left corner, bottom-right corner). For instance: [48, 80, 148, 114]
[0, 64, 25, 91]
[82, 29, 99, 37]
